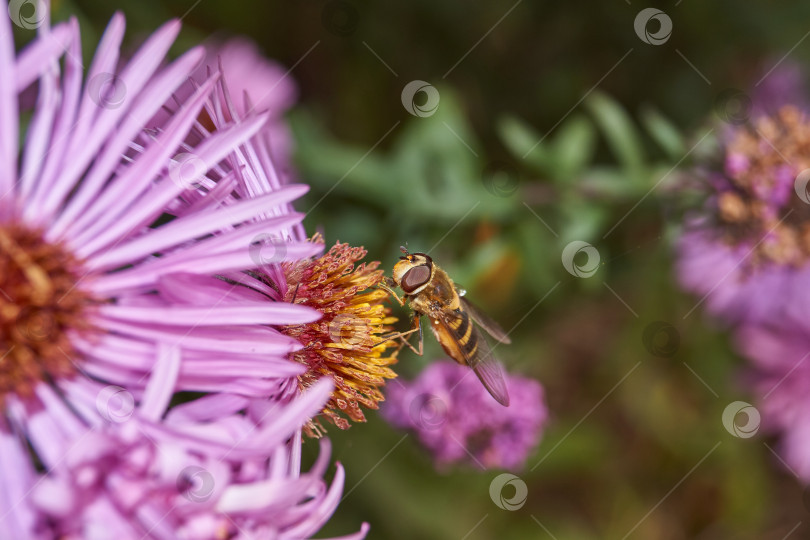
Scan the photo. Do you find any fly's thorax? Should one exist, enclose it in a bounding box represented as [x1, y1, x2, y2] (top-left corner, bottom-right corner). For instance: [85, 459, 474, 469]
[406, 268, 459, 316]
[428, 267, 459, 307]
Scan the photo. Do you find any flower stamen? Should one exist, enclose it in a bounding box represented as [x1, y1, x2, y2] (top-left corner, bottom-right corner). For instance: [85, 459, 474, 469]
[0, 223, 95, 409]
[279, 238, 399, 437]
[713, 106, 810, 266]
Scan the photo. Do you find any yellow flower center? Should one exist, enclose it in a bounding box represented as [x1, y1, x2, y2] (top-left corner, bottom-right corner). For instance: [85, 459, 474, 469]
[279, 240, 399, 437]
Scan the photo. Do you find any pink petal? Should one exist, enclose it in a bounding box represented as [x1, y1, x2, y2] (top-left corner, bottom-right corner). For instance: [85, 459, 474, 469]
[282, 463, 347, 539]
[65, 76, 219, 248]
[88, 188, 307, 269]
[0, 426, 37, 538]
[0, 3, 18, 194]
[90, 319, 304, 355]
[28, 12, 125, 213]
[75, 112, 267, 257]
[97, 302, 320, 325]
[140, 344, 181, 421]
[19, 65, 58, 201]
[48, 46, 207, 239]
[14, 22, 73, 91]
[90, 240, 322, 294]
[24, 17, 82, 224]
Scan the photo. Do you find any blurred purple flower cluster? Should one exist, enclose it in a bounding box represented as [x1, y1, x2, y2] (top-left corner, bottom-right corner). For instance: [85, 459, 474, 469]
[383, 361, 547, 470]
[676, 65, 810, 480]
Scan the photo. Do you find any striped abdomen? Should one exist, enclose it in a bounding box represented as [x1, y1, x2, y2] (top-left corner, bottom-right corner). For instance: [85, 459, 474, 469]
[431, 308, 479, 366]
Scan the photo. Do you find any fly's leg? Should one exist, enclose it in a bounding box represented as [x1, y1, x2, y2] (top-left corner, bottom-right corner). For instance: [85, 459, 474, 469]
[378, 277, 406, 306]
[375, 315, 423, 355]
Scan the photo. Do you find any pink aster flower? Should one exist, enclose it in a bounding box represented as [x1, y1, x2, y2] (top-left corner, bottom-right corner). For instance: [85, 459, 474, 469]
[676, 67, 810, 483]
[0, 8, 320, 403]
[0, 6, 365, 538]
[8, 357, 366, 539]
[150, 36, 298, 183]
[733, 324, 810, 479]
[383, 361, 547, 470]
[676, 74, 810, 327]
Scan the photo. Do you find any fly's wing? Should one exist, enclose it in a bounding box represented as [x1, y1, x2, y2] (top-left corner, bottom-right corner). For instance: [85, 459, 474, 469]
[437, 309, 510, 406]
[458, 296, 512, 344]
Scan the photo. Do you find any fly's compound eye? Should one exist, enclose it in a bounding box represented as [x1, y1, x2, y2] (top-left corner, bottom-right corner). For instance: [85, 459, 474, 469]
[401, 264, 431, 293]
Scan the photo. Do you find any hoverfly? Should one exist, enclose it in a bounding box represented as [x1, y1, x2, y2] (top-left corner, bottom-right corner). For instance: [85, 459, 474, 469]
[381, 247, 511, 406]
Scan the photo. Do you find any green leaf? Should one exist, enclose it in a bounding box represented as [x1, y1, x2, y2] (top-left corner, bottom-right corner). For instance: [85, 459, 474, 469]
[639, 105, 686, 160]
[585, 92, 646, 178]
[559, 201, 609, 244]
[550, 114, 597, 183]
[579, 167, 648, 199]
[497, 115, 552, 172]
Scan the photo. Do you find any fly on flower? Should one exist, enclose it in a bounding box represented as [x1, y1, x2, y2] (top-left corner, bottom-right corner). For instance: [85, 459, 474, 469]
[382, 247, 512, 406]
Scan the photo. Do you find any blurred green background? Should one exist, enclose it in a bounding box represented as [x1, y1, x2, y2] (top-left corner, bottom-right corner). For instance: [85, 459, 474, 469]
[60, 0, 810, 537]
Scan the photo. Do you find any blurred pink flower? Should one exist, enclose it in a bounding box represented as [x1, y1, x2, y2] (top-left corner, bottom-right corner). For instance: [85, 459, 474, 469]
[676, 226, 806, 327]
[383, 361, 547, 470]
[676, 67, 810, 483]
[676, 67, 810, 326]
[737, 324, 810, 480]
[12, 365, 362, 538]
